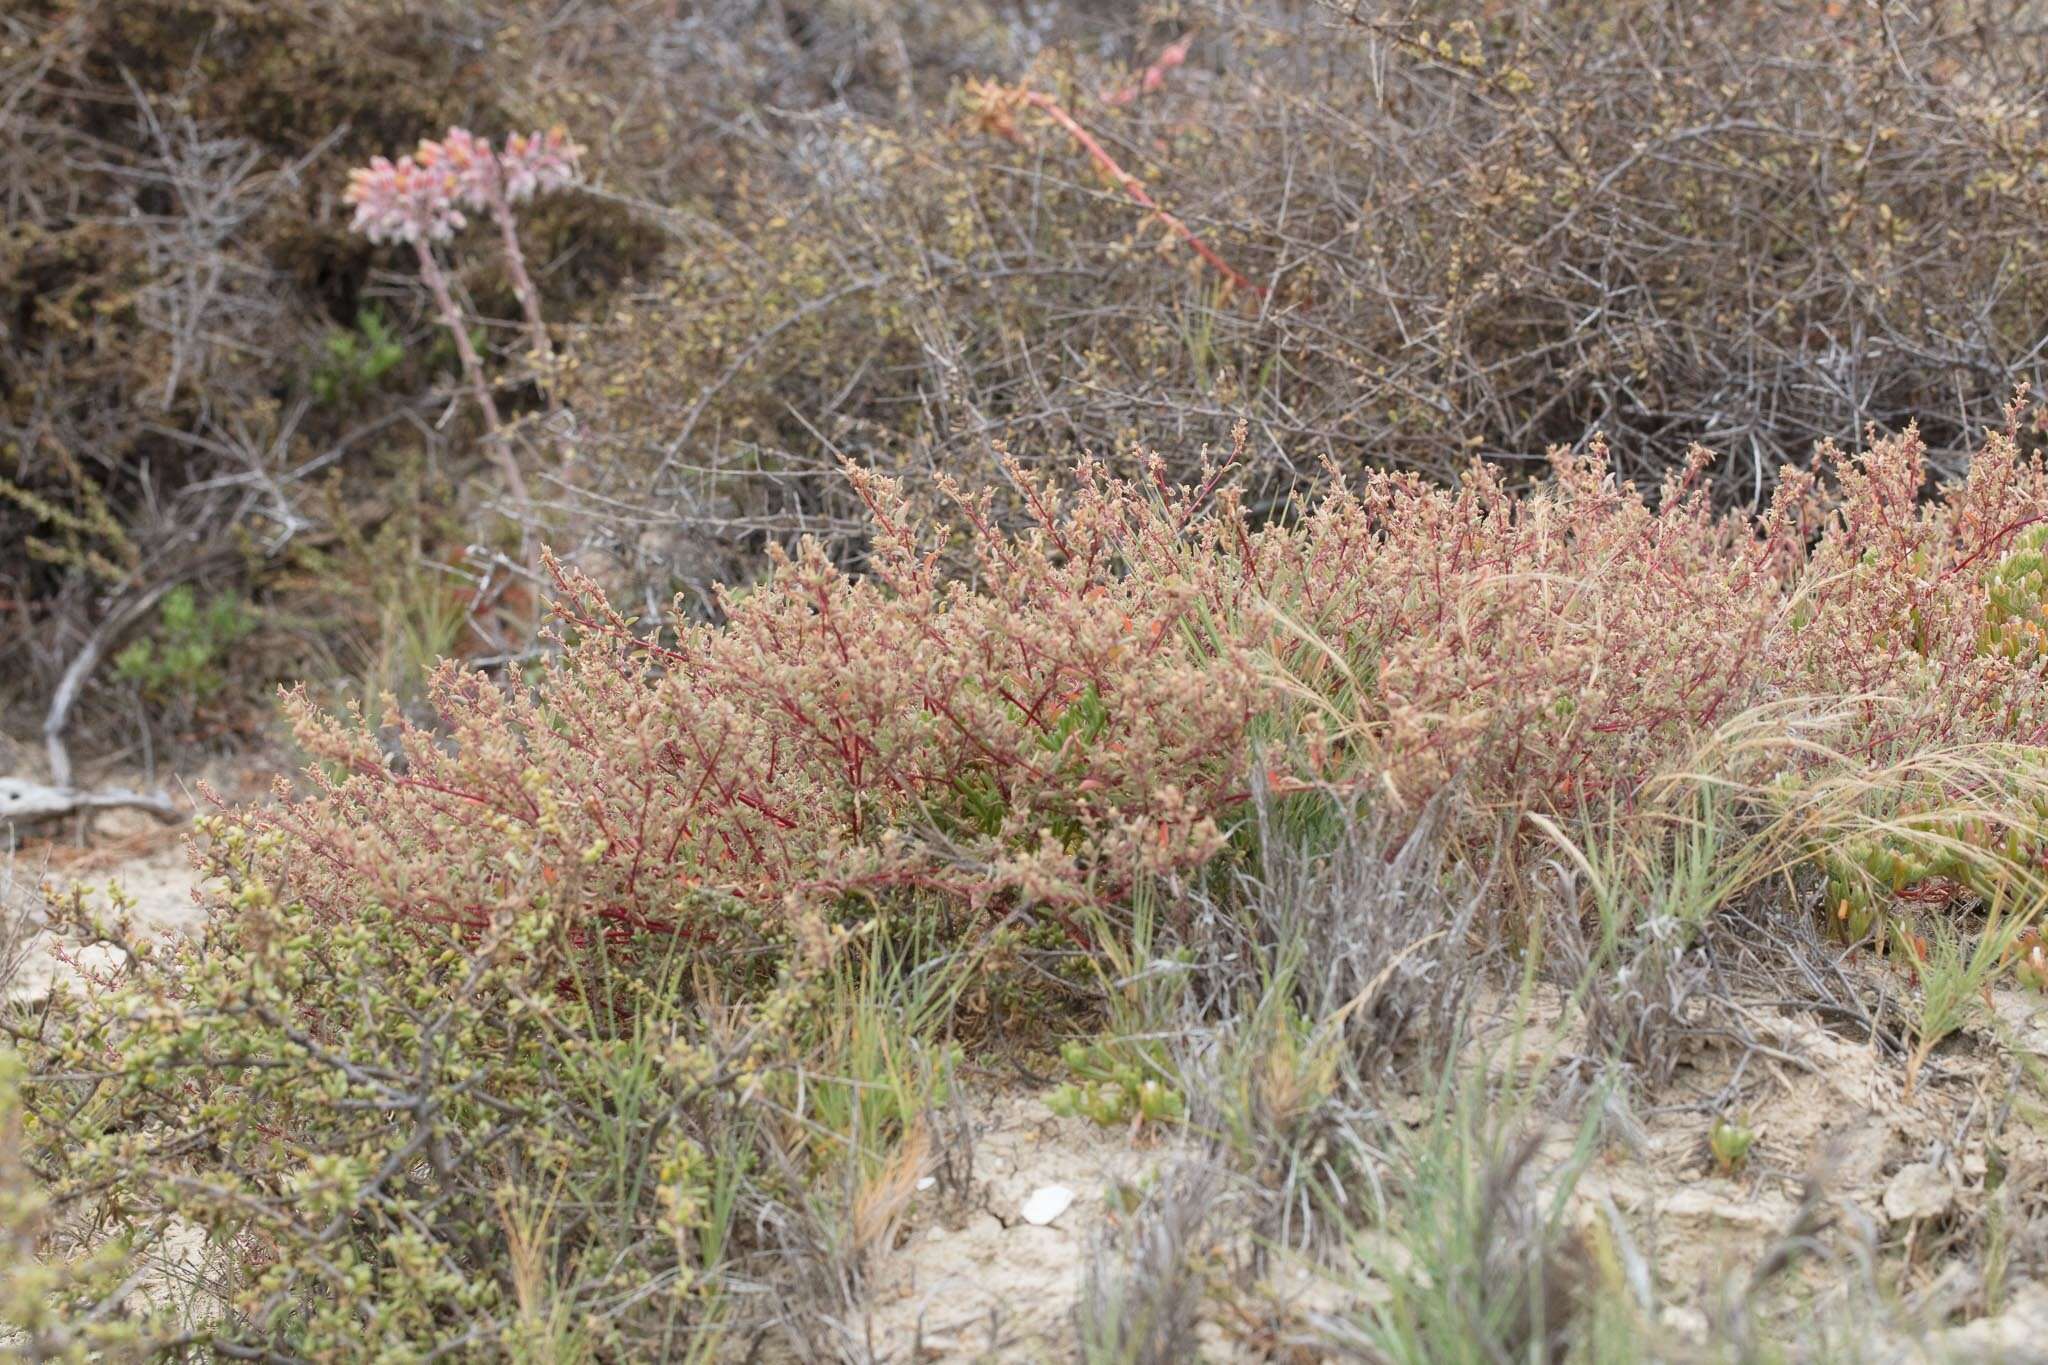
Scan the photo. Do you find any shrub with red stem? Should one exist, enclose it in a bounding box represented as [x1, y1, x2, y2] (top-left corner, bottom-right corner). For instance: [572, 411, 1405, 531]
[967, 78, 1264, 301]
[199, 403, 2048, 971]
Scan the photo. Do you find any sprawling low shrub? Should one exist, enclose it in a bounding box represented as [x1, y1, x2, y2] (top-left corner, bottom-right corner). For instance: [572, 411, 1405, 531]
[200, 404, 2048, 959]
[224, 455, 1266, 957]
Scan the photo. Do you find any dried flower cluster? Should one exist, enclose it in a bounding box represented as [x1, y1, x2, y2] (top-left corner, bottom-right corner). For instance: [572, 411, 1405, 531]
[495, 127, 583, 202]
[343, 152, 463, 244]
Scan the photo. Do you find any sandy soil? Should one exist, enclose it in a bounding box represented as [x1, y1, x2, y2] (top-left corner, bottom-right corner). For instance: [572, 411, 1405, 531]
[6, 815, 207, 1004]
[862, 1091, 1181, 1360]
[853, 983, 2048, 1361]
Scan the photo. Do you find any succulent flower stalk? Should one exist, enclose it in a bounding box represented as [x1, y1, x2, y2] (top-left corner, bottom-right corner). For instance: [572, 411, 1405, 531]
[343, 126, 584, 530]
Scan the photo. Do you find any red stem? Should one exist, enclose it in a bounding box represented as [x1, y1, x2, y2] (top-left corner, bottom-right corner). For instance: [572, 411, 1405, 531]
[1014, 89, 1264, 299]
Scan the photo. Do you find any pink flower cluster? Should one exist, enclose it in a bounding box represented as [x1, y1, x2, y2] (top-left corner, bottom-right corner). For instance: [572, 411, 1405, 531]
[345, 126, 583, 244]
[344, 153, 466, 244]
[497, 127, 582, 202]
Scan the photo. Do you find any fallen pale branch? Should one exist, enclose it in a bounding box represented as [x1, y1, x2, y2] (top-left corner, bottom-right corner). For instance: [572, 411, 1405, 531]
[40, 548, 240, 790]
[0, 778, 181, 829]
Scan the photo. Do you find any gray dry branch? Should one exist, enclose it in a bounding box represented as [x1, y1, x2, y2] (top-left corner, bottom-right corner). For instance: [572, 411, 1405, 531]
[0, 778, 181, 833]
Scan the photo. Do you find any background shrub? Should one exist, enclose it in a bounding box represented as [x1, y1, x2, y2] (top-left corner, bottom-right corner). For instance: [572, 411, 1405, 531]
[557, 0, 2048, 605]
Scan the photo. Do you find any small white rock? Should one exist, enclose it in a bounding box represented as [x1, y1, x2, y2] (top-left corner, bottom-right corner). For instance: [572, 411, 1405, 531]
[1019, 1184, 1076, 1226]
[1659, 1305, 1711, 1342]
[916, 1176, 936, 1191]
[1883, 1161, 1955, 1223]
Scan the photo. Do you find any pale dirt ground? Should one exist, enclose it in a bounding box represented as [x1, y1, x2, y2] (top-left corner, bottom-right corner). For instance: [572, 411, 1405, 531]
[0, 736, 253, 1004]
[7, 833, 204, 1002]
[858, 985, 2048, 1361]
[15, 800, 2048, 1361]
[861, 1091, 1174, 1360]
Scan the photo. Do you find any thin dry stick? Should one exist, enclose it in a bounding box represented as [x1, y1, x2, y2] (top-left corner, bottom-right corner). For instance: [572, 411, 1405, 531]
[1022, 89, 1262, 297]
[479, 176, 578, 542]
